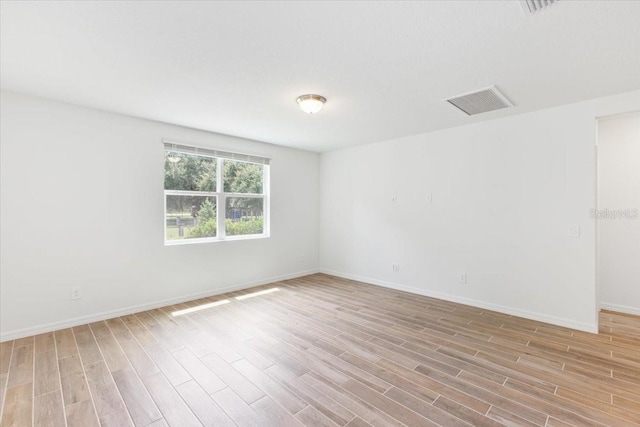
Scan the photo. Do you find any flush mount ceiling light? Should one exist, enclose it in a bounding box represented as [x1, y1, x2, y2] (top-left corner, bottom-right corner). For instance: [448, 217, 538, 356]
[296, 94, 326, 114]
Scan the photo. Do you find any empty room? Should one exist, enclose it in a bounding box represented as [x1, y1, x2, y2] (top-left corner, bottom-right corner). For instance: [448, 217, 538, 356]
[1, 1, 639, 426]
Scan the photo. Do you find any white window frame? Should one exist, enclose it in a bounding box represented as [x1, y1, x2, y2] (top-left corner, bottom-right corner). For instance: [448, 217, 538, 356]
[163, 140, 270, 245]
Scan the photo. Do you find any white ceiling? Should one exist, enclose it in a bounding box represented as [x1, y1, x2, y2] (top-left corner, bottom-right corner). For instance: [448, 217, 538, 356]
[1, 1, 639, 152]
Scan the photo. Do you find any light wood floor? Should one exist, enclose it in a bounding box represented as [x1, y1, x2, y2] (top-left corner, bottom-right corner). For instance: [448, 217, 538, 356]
[1, 274, 639, 427]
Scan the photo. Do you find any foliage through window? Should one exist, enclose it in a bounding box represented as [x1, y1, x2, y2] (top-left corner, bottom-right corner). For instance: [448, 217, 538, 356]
[164, 142, 269, 243]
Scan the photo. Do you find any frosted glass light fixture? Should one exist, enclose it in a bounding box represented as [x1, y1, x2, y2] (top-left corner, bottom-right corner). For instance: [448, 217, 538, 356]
[296, 94, 326, 114]
[166, 152, 181, 163]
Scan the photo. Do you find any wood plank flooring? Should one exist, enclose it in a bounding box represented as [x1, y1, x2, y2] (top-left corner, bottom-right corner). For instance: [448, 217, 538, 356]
[1, 273, 639, 426]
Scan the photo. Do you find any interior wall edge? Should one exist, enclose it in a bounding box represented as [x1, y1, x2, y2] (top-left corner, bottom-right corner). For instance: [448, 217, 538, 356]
[319, 269, 599, 334]
[0, 268, 319, 342]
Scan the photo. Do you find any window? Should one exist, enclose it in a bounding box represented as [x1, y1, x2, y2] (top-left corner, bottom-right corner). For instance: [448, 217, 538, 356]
[163, 141, 269, 244]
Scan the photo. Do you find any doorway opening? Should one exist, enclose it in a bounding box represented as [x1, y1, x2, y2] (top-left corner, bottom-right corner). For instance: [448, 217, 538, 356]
[595, 112, 640, 332]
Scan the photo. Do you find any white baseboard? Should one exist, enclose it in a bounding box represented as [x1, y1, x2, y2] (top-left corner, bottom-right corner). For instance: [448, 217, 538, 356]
[0, 269, 319, 342]
[320, 269, 599, 334]
[600, 302, 640, 316]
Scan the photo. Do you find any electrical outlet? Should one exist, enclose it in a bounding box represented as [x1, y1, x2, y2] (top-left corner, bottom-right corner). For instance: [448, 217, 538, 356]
[391, 195, 398, 203]
[458, 273, 467, 284]
[568, 225, 580, 238]
[71, 287, 81, 300]
[392, 264, 400, 272]
[426, 193, 433, 203]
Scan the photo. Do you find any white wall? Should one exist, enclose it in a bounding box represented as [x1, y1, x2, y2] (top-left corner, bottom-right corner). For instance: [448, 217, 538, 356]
[0, 91, 319, 340]
[319, 91, 640, 333]
[3, 90, 638, 341]
[597, 113, 640, 315]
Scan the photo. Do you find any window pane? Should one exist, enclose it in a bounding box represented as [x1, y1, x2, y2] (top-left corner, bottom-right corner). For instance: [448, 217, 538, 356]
[165, 152, 217, 191]
[166, 195, 217, 240]
[223, 160, 263, 194]
[225, 197, 264, 236]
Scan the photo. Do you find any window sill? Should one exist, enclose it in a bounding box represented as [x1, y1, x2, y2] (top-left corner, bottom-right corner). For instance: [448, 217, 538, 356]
[164, 234, 270, 246]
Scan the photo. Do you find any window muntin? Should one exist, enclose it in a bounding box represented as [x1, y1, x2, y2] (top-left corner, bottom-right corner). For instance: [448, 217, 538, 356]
[164, 142, 269, 244]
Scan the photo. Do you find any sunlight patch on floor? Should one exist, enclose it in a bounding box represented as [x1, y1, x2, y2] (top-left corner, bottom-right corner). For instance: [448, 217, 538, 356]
[235, 287, 280, 301]
[171, 299, 230, 316]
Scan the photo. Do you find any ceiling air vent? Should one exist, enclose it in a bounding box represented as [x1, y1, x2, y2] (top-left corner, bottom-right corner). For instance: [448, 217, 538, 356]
[520, 0, 559, 14]
[445, 86, 513, 116]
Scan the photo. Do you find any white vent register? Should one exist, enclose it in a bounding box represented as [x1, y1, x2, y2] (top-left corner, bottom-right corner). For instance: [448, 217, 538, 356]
[445, 86, 513, 116]
[520, 0, 559, 14]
